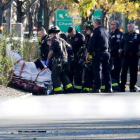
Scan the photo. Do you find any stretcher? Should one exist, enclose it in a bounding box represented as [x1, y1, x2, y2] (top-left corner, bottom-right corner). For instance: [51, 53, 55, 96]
[7, 44, 53, 95]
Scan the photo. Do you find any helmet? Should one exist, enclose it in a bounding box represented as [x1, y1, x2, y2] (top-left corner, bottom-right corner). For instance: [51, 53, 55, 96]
[85, 21, 93, 30]
[48, 26, 60, 34]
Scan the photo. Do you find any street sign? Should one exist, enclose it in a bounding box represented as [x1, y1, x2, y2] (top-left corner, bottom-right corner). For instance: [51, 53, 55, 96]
[56, 10, 80, 32]
[93, 10, 102, 20]
[42, 9, 44, 26]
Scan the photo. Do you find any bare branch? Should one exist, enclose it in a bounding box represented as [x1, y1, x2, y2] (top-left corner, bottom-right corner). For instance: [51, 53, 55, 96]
[22, 0, 38, 16]
[3, 0, 14, 11]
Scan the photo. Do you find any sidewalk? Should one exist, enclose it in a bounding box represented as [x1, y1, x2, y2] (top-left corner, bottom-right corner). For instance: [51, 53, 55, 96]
[0, 85, 29, 101]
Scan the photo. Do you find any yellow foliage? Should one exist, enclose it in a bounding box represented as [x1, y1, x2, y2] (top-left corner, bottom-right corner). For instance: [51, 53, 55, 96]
[111, 0, 140, 19]
[69, 0, 140, 20]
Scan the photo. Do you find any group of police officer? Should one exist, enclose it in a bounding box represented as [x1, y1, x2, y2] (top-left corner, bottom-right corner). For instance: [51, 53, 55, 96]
[38, 18, 140, 94]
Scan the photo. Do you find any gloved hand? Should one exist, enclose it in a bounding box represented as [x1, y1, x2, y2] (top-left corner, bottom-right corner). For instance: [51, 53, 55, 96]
[45, 60, 50, 67]
[78, 59, 83, 64]
[70, 45, 72, 50]
[42, 61, 46, 65]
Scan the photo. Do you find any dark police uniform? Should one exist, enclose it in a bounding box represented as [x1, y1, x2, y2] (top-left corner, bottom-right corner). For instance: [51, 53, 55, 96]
[39, 35, 50, 61]
[83, 34, 94, 92]
[109, 28, 123, 83]
[88, 26, 112, 92]
[50, 36, 73, 93]
[68, 31, 85, 92]
[120, 32, 140, 91]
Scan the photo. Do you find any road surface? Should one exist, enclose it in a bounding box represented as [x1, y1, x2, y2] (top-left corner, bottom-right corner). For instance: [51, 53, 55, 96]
[0, 93, 140, 139]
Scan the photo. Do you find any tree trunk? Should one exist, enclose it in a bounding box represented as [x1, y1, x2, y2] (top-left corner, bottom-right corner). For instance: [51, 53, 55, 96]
[16, 0, 23, 23]
[0, 7, 3, 26]
[38, 0, 44, 29]
[101, 12, 106, 28]
[28, 9, 33, 38]
[0, 0, 3, 26]
[44, 0, 49, 32]
[81, 17, 87, 35]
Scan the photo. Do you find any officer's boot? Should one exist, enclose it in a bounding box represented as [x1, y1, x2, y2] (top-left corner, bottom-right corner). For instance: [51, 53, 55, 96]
[82, 87, 93, 93]
[130, 87, 136, 92]
[73, 89, 82, 93]
[93, 89, 101, 93]
[104, 89, 113, 93]
[64, 88, 74, 94]
[119, 83, 125, 92]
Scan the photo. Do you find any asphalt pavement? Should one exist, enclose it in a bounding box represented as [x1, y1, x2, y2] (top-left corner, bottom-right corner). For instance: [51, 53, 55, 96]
[0, 92, 140, 139]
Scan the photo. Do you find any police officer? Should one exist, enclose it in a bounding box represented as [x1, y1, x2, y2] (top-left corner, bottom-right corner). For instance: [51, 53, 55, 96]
[67, 26, 85, 93]
[86, 19, 112, 93]
[119, 23, 140, 92]
[109, 20, 123, 84]
[38, 27, 50, 66]
[82, 21, 94, 93]
[47, 26, 73, 94]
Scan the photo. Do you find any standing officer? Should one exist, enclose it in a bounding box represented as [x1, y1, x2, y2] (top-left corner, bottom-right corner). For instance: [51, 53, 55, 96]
[86, 19, 112, 93]
[47, 26, 73, 94]
[67, 26, 85, 93]
[109, 21, 123, 84]
[82, 21, 94, 93]
[119, 23, 140, 92]
[38, 27, 50, 66]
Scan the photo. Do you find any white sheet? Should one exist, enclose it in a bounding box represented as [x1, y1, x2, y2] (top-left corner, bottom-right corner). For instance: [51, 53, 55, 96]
[7, 44, 52, 82]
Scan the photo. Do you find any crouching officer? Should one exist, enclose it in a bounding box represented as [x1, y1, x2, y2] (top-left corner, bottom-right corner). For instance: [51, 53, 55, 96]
[109, 21, 123, 84]
[47, 26, 73, 94]
[67, 26, 85, 93]
[38, 27, 51, 67]
[86, 19, 112, 93]
[82, 21, 94, 93]
[119, 23, 140, 92]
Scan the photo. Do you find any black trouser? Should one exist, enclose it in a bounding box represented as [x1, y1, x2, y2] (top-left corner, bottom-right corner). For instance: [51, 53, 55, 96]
[111, 53, 122, 84]
[121, 55, 139, 90]
[83, 63, 94, 91]
[70, 60, 83, 91]
[52, 59, 73, 93]
[65, 55, 73, 82]
[92, 51, 112, 90]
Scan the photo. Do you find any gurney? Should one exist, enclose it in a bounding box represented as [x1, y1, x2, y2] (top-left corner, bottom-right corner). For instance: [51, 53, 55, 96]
[7, 44, 53, 95]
